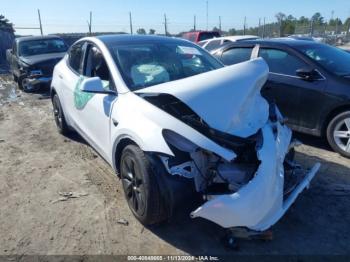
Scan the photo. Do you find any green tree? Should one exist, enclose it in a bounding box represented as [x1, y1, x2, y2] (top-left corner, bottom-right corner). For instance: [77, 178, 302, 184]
[329, 18, 343, 26]
[311, 12, 324, 25]
[0, 14, 14, 32]
[298, 16, 310, 25]
[137, 28, 146, 34]
[227, 28, 236, 35]
[149, 29, 156, 35]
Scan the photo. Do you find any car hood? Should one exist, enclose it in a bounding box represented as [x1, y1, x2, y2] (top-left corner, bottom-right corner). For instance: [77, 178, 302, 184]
[19, 52, 66, 66]
[135, 58, 269, 138]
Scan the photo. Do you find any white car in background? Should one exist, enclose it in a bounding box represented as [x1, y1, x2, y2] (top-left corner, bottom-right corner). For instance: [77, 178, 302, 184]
[50, 35, 319, 239]
[198, 35, 259, 52]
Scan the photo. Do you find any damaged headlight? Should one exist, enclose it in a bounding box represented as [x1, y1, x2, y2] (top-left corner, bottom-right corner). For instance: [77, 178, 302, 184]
[162, 129, 198, 153]
[28, 69, 43, 78]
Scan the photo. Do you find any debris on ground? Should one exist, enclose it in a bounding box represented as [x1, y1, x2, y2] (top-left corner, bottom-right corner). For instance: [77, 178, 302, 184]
[117, 218, 129, 226]
[52, 191, 89, 203]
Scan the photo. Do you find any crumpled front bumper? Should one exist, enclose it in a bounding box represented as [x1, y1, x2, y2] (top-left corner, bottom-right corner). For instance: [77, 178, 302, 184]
[190, 121, 320, 231]
[27, 76, 52, 86]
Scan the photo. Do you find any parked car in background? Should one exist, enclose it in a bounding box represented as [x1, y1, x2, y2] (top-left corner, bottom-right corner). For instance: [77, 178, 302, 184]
[198, 35, 259, 51]
[181, 31, 220, 43]
[6, 35, 68, 92]
[50, 35, 319, 235]
[213, 38, 350, 157]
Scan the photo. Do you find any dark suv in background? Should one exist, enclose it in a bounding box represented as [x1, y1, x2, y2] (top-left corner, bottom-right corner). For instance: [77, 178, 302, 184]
[212, 38, 350, 158]
[6, 35, 67, 92]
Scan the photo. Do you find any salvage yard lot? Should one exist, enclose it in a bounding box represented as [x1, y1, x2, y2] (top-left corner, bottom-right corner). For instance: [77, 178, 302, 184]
[0, 74, 350, 256]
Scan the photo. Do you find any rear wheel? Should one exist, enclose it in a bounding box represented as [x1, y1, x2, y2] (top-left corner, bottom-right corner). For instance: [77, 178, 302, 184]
[52, 94, 69, 135]
[120, 145, 167, 225]
[327, 111, 350, 158]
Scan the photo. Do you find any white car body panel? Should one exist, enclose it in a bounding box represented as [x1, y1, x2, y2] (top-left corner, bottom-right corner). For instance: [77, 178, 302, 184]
[51, 36, 320, 233]
[136, 58, 269, 138]
[191, 121, 320, 230]
[199, 35, 259, 50]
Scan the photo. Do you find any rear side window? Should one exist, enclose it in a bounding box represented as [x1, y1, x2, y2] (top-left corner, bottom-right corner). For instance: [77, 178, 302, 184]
[205, 40, 222, 51]
[221, 47, 253, 65]
[68, 42, 84, 74]
[259, 48, 307, 76]
[197, 41, 207, 47]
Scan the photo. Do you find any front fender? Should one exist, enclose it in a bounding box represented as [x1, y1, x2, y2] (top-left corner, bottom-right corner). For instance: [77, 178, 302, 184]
[110, 92, 237, 170]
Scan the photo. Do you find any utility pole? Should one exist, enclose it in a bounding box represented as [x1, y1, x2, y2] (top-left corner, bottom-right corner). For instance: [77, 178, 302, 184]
[335, 17, 339, 35]
[87, 11, 92, 35]
[194, 15, 196, 31]
[37, 9, 43, 35]
[258, 18, 261, 37]
[164, 14, 168, 36]
[206, 0, 209, 31]
[310, 18, 314, 37]
[243, 16, 246, 35]
[219, 16, 221, 32]
[129, 12, 133, 34]
[262, 17, 265, 38]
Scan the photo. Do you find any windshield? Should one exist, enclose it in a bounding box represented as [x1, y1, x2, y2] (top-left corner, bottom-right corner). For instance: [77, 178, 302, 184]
[108, 42, 223, 91]
[19, 39, 68, 57]
[297, 44, 350, 76]
[198, 32, 220, 42]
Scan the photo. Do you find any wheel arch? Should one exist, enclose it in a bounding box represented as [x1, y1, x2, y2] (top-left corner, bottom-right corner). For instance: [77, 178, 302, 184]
[50, 86, 57, 100]
[113, 137, 138, 175]
[322, 104, 350, 136]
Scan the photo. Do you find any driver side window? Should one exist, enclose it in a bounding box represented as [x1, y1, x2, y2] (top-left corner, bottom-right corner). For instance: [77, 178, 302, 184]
[259, 48, 307, 76]
[83, 44, 113, 90]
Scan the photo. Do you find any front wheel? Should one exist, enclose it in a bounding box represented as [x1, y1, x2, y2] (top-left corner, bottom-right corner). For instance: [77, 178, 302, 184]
[52, 94, 69, 135]
[120, 145, 168, 225]
[327, 111, 350, 158]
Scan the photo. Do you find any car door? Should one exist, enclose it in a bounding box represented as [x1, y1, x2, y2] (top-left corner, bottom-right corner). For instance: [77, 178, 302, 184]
[258, 47, 327, 130]
[75, 43, 118, 160]
[59, 41, 86, 126]
[11, 42, 20, 77]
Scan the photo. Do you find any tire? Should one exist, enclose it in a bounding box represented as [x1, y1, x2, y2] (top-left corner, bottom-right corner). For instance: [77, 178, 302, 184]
[12, 74, 18, 83]
[52, 94, 69, 135]
[17, 75, 25, 90]
[326, 111, 350, 158]
[120, 145, 167, 225]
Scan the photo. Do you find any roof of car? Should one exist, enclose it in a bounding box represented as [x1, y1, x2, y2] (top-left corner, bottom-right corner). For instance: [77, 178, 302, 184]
[199, 35, 259, 44]
[242, 37, 322, 46]
[16, 35, 62, 43]
[220, 37, 325, 49]
[96, 34, 191, 45]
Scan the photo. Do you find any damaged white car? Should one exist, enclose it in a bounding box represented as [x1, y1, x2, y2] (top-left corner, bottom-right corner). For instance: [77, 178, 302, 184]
[51, 35, 320, 235]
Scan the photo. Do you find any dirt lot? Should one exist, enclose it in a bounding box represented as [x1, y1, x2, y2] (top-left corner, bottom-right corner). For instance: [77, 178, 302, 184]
[0, 73, 350, 257]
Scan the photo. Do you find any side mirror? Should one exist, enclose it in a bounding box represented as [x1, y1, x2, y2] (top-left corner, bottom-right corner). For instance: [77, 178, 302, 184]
[296, 68, 319, 81]
[80, 77, 116, 95]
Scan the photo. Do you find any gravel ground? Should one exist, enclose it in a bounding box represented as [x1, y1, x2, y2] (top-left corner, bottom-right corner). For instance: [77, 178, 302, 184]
[0, 74, 349, 258]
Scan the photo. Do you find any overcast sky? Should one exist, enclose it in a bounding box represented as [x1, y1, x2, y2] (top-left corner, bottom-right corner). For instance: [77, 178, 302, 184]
[2, 0, 350, 35]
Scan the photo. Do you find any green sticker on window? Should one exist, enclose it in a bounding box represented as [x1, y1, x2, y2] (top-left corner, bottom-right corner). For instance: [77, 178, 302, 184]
[74, 76, 95, 110]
